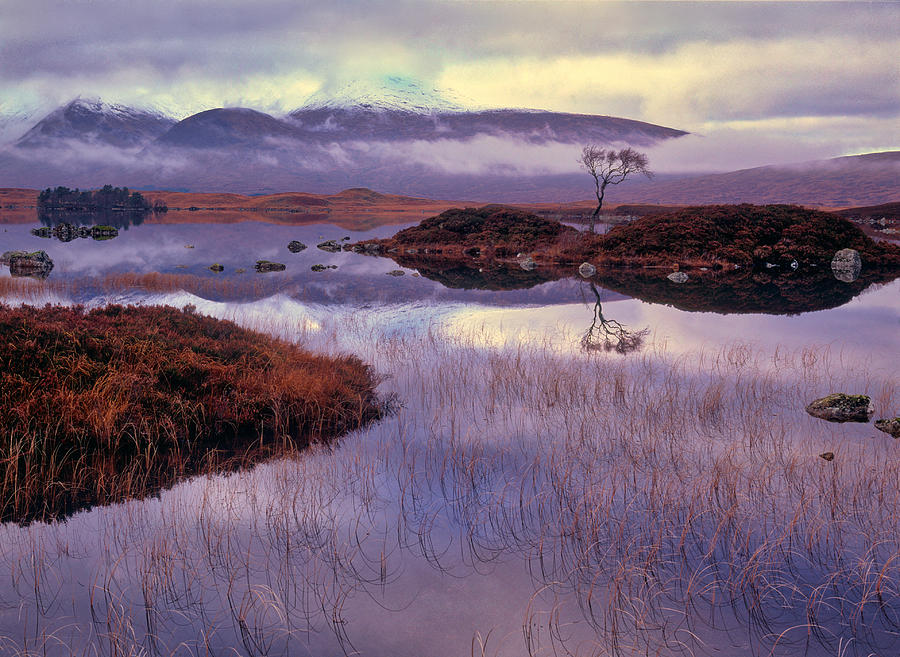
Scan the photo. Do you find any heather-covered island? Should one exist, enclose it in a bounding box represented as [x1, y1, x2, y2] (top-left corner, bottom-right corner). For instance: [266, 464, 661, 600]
[350, 203, 900, 272]
[0, 304, 382, 524]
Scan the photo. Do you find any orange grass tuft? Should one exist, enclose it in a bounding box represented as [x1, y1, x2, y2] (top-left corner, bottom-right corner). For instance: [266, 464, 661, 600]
[0, 303, 383, 523]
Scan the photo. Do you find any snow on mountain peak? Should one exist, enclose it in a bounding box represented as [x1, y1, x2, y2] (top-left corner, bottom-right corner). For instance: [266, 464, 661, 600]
[299, 76, 476, 114]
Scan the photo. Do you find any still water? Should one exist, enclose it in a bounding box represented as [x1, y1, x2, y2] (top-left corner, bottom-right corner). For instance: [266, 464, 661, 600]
[0, 215, 898, 656]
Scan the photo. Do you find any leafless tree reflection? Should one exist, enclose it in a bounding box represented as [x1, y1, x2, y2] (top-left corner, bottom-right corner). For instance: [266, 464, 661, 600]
[581, 282, 649, 354]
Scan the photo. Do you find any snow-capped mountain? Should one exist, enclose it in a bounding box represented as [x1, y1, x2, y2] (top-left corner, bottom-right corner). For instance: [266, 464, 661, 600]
[298, 76, 474, 114]
[16, 98, 176, 149]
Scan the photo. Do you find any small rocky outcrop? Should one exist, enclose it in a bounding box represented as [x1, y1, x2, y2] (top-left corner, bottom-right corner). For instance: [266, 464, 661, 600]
[667, 271, 689, 283]
[875, 418, 900, 438]
[7, 251, 54, 278]
[209, 263, 224, 272]
[317, 240, 342, 253]
[831, 248, 862, 283]
[578, 262, 596, 278]
[287, 240, 307, 253]
[805, 393, 874, 423]
[386, 270, 405, 277]
[255, 260, 286, 273]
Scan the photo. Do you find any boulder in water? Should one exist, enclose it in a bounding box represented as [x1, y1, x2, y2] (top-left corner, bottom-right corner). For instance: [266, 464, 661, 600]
[805, 393, 873, 423]
[875, 418, 900, 438]
[255, 260, 286, 273]
[7, 251, 54, 279]
[831, 248, 861, 283]
[578, 262, 596, 278]
[667, 271, 689, 283]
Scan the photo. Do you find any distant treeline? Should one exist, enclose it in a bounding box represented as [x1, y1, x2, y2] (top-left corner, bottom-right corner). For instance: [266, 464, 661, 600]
[38, 186, 167, 213]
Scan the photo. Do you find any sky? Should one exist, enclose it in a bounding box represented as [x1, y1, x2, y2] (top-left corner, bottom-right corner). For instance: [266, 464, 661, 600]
[0, 0, 897, 169]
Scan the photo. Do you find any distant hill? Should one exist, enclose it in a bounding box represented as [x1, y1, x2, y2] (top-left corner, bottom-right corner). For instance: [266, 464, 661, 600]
[157, 108, 302, 148]
[16, 99, 175, 149]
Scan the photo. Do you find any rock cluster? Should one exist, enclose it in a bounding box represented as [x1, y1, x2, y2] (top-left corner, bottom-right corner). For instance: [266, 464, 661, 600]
[31, 223, 118, 242]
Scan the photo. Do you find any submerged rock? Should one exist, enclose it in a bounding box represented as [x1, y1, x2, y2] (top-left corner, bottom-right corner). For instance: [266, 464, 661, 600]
[287, 240, 307, 253]
[209, 263, 224, 272]
[310, 264, 337, 272]
[805, 393, 874, 423]
[831, 248, 862, 283]
[255, 260, 286, 273]
[875, 418, 900, 438]
[8, 251, 54, 278]
[317, 240, 342, 253]
[578, 262, 596, 278]
[667, 271, 689, 283]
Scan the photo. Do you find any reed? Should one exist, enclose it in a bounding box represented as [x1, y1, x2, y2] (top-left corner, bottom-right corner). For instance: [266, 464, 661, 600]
[0, 308, 896, 656]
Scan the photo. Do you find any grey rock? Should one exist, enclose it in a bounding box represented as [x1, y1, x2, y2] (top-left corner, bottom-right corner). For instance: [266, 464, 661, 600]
[790, 259, 799, 270]
[578, 262, 596, 278]
[875, 418, 900, 438]
[386, 270, 405, 276]
[831, 248, 862, 283]
[255, 260, 286, 273]
[667, 271, 689, 283]
[805, 393, 874, 423]
[317, 240, 342, 253]
[287, 240, 307, 253]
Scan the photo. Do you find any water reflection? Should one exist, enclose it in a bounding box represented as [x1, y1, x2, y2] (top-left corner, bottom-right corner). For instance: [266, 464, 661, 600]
[581, 281, 649, 353]
[38, 207, 151, 229]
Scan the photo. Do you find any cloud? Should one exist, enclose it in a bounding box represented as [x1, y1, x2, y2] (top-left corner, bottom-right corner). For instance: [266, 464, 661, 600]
[437, 36, 899, 127]
[1, 0, 896, 129]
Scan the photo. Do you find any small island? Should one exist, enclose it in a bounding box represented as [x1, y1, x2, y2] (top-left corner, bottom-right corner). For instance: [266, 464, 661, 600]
[0, 304, 383, 524]
[349, 203, 900, 273]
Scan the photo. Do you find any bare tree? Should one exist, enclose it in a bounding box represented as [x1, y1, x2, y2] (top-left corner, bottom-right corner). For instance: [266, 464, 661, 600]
[579, 146, 652, 233]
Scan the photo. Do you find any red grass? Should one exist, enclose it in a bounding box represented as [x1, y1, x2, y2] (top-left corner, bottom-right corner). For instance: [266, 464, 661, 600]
[0, 304, 382, 523]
